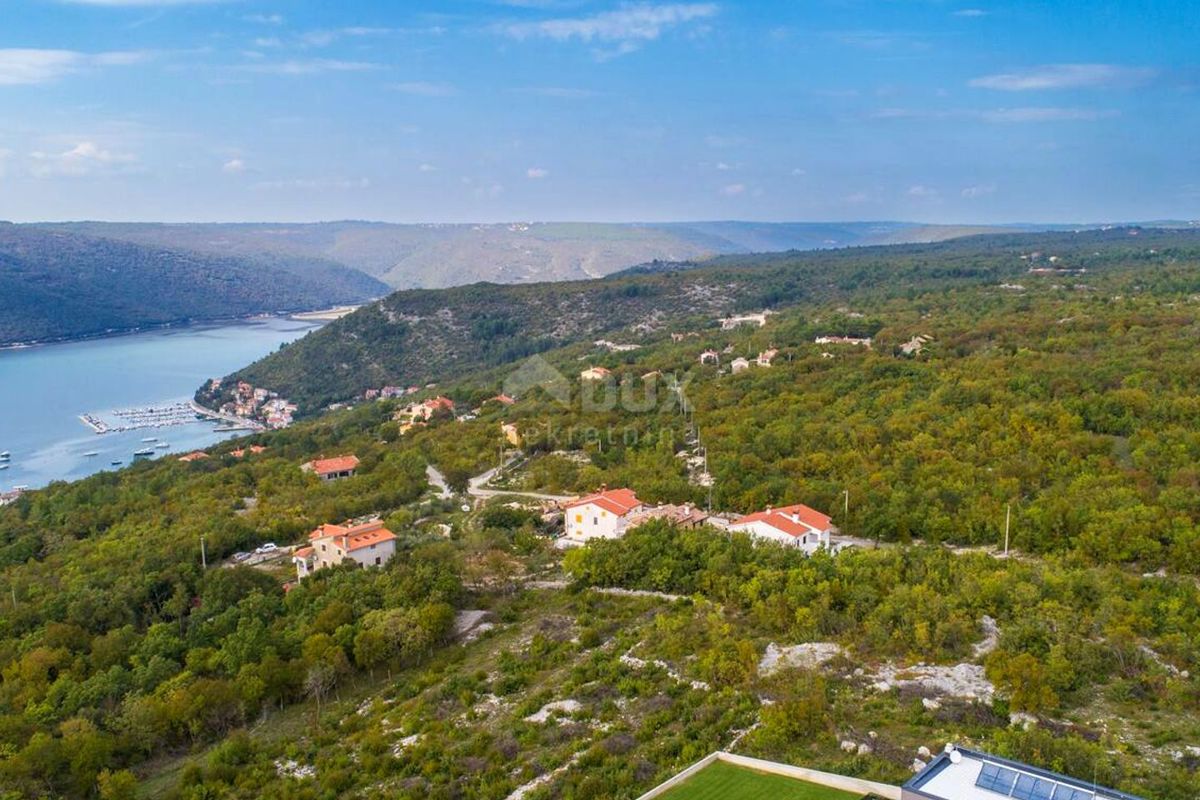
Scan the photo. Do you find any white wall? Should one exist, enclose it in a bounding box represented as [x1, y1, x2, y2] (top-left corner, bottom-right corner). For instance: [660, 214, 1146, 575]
[565, 502, 624, 541]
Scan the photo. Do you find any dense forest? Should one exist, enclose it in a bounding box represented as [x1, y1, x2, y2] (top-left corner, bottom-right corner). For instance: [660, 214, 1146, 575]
[223, 227, 1200, 413]
[4, 229, 1200, 798]
[0, 225, 387, 345]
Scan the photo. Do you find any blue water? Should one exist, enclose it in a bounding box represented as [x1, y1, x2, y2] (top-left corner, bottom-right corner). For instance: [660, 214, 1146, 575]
[0, 318, 321, 490]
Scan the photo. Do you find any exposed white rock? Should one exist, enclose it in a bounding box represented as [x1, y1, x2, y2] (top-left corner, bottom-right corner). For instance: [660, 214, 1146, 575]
[524, 699, 583, 724]
[275, 759, 316, 779]
[841, 740, 858, 752]
[759, 642, 848, 675]
[912, 759, 928, 773]
[870, 662, 995, 703]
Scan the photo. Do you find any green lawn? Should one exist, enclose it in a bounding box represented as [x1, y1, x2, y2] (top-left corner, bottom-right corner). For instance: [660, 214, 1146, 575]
[657, 761, 867, 800]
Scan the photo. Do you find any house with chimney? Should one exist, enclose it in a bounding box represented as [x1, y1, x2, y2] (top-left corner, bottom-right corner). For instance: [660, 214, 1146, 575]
[726, 502, 838, 553]
[293, 519, 397, 580]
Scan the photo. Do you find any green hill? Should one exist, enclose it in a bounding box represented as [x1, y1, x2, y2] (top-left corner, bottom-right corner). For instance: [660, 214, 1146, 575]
[219, 227, 1195, 412]
[0, 225, 388, 345]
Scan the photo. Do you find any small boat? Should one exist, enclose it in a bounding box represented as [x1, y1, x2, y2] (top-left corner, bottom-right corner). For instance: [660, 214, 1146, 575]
[141, 437, 158, 443]
[156, 442, 170, 449]
[0, 465, 8, 471]
[84, 451, 99, 457]
[110, 460, 123, 466]
[133, 448, 155, 457]
[0, 451, 10, 460]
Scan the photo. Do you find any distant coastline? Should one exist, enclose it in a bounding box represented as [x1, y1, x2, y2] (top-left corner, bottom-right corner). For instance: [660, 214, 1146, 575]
[0, 305, 357, 352]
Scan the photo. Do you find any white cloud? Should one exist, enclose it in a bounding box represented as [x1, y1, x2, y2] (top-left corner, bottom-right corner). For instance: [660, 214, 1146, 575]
[720, 183, 745, 196]
[502, 3, 718, 57]
[244, 13, 284, 25]
[907, 184, 939, 199]
[393, 81, 457, 96]
[526, 167, 549, 179]
[29, 141, 136, 178]
[953, 9, 988, 17]
[418, 163, 437, 172]
[961, 183, 996, 198]
[253, 37, 282, 48]
[715, 161, 731, 171]
[0, 48, 149, 85]
[791, 167, 807, 176]
[970, 63, 1155, 91]
[222, 158, 246, 174]
[245, 59, 380, 76]
[981, 106, 1117, 122]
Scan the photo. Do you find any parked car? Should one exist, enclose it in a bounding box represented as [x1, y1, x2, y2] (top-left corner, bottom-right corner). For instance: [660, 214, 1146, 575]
[255, 543, 278, 554]
[232, 552, 252, 562]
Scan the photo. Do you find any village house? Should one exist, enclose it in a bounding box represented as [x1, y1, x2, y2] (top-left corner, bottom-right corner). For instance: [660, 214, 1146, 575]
[491, 393, 515, 406]
[293, 519, 397, 580]
[699, 349, 720, 365]
[561, 487, 644, 545]
[229, 445, 266, 458]
[625, 503, 709, 530]
[731, 356, 751, 373]
[501, 422, 521, 446]
[580, 366, 612, 381]
[756, 348, 779, 366]
[719, 310, 774, 330]
[903, 744, 1144, 800]
[815, 335, 872, 348]
[301, 454, 360, 481]
[726, 502, 838, 553]
[899, 334, 932, 356]
[394, 396, 456, 425]
[177, 451, 209, 463]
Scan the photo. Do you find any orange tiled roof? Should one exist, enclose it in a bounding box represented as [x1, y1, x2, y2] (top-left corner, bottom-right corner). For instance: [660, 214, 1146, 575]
[308, 520, 397, 551]
[306, 454, 359, 475]
[566, 487, 642, 516]
[178, 451, 209, 462]
[293, 546, 314, 559]
[732, 503, 831, 538]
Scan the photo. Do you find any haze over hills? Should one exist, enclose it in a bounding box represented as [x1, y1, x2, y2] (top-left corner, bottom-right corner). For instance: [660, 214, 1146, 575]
[37, 220, 1023, 290]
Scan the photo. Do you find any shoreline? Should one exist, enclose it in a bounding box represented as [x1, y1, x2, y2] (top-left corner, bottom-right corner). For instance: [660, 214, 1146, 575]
[0, 308, 343, 352]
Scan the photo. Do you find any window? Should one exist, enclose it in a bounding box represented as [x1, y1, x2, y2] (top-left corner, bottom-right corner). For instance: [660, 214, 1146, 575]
[601, 511, 607, 517]
[1012, 774, 1055, 800]
[1052, 787, 1094, 800]
[575, 514, 582, 524]
[593, 517, 598, 525]
[977, 763, 1019, 795]
[375, 557, 381, 565]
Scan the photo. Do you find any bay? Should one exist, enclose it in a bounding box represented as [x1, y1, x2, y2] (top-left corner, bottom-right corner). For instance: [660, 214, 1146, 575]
[0, 317, 322, 490]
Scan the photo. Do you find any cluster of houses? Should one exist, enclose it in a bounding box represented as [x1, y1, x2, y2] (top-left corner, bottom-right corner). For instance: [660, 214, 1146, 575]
[0, 488, 24, 507]
[212, 379, 298, 429]
[560, 486, 849, 554]
[393, 395, 457, 433]
[718, 310, 774, 330]
[301, 454, 360, 481]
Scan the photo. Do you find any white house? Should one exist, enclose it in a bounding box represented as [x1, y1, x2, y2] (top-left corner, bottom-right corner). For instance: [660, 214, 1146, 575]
[561, 487, 643, 545]
[731, 357, 751, 373]
[814, 335, 872, 348]
[699, 349, 720, 365]
[756, 348, 779, 367]
[293, 519, 397, 580]
[719, 310, 773, 330]
[727, 503, 835, 553]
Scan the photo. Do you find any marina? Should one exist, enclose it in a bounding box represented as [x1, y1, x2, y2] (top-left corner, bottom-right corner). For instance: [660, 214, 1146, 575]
[79, 402, 202, 434]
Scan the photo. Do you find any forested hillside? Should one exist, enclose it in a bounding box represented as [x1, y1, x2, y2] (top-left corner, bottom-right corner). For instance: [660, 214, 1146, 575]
[222, 227, 1199, 413]
[38, 220, 1015, 290]
[5, 229, 1200, 799]
[0, 225, 387, 345]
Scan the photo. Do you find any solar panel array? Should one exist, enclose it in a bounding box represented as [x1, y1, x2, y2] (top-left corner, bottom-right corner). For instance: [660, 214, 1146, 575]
[976, 762, 1097, 800]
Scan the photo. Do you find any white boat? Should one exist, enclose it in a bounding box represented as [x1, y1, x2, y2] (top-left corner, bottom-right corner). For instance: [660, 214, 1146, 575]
[156, 442, 170, 449]
[84, 451, 100, 457]
[133, 448, 155, 457]
[0, 465, 8, 471]
[0, 451, 10, 459]
[142, 437, 158, 443]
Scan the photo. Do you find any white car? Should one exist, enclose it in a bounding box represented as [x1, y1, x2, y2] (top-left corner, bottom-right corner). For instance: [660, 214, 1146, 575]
[255, 542, 278, 554]
[232, 551, 252, 562]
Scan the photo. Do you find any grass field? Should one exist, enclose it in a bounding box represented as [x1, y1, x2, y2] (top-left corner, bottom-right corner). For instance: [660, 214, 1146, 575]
[656, 761, 868, 800]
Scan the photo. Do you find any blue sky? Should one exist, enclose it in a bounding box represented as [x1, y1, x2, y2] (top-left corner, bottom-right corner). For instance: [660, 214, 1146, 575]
[0, 0, 1196, 223]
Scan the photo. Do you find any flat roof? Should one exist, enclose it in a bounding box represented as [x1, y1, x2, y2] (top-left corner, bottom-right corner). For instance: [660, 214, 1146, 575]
[904, 747, 1145, 800]
[656, 761, 870, 800]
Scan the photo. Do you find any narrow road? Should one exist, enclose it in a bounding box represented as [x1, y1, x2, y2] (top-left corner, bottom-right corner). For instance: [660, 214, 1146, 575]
[424, 457, 576, 503]
[425, 464, 453, 500]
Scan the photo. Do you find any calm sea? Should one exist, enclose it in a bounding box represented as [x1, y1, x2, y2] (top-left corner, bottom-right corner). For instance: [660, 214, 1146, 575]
[0, 318, 321, 490]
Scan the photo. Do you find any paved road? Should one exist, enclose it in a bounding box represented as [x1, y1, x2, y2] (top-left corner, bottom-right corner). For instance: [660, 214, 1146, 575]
[466, 457, 576, 503]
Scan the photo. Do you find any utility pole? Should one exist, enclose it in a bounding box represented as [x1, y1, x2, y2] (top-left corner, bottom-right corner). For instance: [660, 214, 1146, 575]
[843, 489, 849, 524]
[200, 535, 207, 570]
[1003, 503, 1011, 556]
